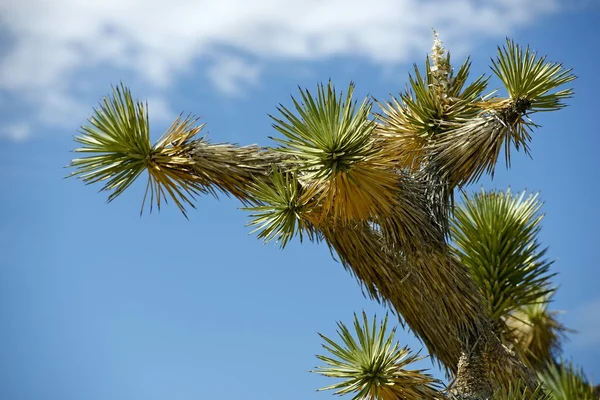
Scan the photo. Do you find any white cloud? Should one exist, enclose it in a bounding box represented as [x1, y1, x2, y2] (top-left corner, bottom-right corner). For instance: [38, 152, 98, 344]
[206, 56, 261, 96]
[37, 92, 90, 129]
[0, 0, 561, 140]
[0, 122, 32, 141]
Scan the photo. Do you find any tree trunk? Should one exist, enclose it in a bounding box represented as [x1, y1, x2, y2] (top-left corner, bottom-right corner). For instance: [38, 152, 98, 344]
[452, 344, 493, 399]
[323, 222, 540, 398]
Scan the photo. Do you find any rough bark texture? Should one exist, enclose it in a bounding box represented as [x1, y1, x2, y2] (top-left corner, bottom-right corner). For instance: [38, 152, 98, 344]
[452, 347, 493, 399]
[485, 332, 541, 392]
[449, 329, 542, 399]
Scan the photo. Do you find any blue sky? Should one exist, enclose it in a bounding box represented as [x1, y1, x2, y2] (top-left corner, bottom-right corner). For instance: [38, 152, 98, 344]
[1, 1, 599, 399]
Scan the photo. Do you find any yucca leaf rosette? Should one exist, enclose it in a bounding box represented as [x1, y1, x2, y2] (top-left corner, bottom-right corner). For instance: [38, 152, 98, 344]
[68, 84, 209, 217]
[505, 292, 570, 369]
[450, 189, 555, 328]
[244, 168, 319, 248]
[491, 39, 575, 113]
[491, 381, 551, 400]
[431, 39, 576, 186]
[539, 362, 599, 400]
[271, 81, 399, 224]
[376, 32, 489, 171]
[312, 312, 444, 400]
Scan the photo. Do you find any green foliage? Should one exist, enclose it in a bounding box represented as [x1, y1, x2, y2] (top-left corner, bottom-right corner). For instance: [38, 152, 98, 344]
[428, 40, 575, 188]
[450, 189, 555, 325]
[312, 312, 444, 400]
[244, 169, 316, 248]
[539, 362, 598, 400]
[506, 292, 570, 368]
[491, 39, 576, 112]
[376, 53, 489, 170]
[271, 81, 375, 179]
[405, 56, 489, 135]
[69, 84, 153, 204]
[270, 81, 402, 223]
[68, 84, 209, 217]
[491, 381, 551, 400]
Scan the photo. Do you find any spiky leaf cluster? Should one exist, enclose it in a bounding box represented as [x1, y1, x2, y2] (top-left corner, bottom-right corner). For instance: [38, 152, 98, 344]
[505, 292, 570, 369]
[491, 39, 575, 113]
[539, 362, 598, 400]
[272, 81, 375, 178]
[450, 189, 555, 326]
[430, 39, 575, 187]
[312, 312, 444, 400]
[244, 169, 317, 248]
[491, 381, 551, 400]
[271, 82, 400, 223]
[69, 84, 210, 217]
[376, 49, 489, 170]
[69, 84, 151, 201]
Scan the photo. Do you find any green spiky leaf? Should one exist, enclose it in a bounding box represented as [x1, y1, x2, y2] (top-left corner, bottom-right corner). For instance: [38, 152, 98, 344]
[270, 81, 402, 223]
[68, 83, 153, 203]
[376, 51, 489, 171]
[491, 39, 576, 112]
[68, 84, 210, 217]
[271, 81, 376, 179]
[491, 381, 551, 400]
[450, 189, 555, 325]
[506, 291, 571, 368]
[244, 168, 316, 248]
[312, 312, 445, 400]
[539, 362, 598, 400]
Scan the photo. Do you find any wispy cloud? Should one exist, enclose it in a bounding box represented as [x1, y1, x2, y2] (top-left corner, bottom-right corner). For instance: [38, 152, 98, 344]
[206, 56, 262, 97]
[0, 122, 32, 142]
[0, 0, 561, 140]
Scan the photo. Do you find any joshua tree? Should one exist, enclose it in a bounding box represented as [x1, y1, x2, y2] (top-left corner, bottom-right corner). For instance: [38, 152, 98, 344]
[68, 33, 577, 398]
